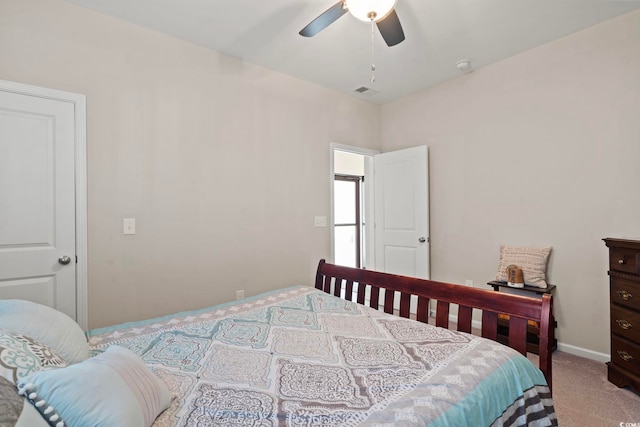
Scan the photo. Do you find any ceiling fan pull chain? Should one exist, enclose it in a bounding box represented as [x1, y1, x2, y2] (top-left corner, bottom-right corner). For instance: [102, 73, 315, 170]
[370, 18, 376, 83]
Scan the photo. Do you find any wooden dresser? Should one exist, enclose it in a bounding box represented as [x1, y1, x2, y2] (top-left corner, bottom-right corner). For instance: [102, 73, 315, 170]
[604, 238, 640, 393]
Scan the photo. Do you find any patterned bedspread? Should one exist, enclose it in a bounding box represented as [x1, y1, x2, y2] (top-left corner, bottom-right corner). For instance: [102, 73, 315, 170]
[87, 286, 557, 426]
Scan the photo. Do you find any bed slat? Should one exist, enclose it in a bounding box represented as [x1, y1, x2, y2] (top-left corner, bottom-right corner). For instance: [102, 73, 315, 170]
[416, 296, 430, 323]
[356, 283, 366, 305]
[509, 316, 528, 356]
[481, 311, 498, 341]
[435, 300, 450, 328]
[370, 286, 380, 309]
[399, 292, 411, 318]
[333, 277, 343, 297]
[384, 289, 394, 314]
[345, 280, 354, 301]
[323, 275, 331, 294]
[457, 305, 473, 333]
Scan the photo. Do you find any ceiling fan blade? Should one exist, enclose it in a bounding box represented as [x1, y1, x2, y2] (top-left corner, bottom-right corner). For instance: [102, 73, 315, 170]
[299, 1, 348, 37]
[376, 9, 405, 46]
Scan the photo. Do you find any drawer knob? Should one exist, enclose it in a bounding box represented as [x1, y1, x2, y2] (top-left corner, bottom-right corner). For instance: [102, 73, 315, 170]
[618, 350, 634, 362]
[616, 319, 633, 330]
[617, 290, 633, 301]
[618, 258, 626, 264]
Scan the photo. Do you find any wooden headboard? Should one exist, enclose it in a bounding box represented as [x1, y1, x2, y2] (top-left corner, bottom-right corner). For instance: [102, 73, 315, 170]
[314, 259, 554, 392]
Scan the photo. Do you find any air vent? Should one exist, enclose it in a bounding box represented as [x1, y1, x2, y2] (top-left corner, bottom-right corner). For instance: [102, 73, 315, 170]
[353, 86, 379, 96]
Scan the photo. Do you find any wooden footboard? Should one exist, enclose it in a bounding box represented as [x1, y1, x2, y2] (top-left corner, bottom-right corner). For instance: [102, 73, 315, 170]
[315, 259, 553, 393]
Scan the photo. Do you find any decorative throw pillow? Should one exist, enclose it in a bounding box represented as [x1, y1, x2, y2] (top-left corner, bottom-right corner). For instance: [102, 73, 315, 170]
[0, 376, 51, 427]
[17, 345, 171, 427]
[0, 300, 89, 364]
[0, 330, 67, 384]
[495, 245, 552, 288]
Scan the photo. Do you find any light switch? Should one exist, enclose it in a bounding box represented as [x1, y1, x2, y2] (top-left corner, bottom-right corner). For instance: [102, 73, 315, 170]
[123, 218, 136, 235]
[314, 216, 327, 227]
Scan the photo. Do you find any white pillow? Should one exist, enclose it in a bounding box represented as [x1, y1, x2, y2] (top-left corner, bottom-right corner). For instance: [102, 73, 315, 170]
[495, 245, 552, 288]
[15, 399, 51, 427]
[0, 300, 89, 364]
[18, 345, 171, 427]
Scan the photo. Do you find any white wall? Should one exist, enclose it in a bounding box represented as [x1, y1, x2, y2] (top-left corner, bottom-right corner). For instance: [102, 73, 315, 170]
[381, 10, 640, 357]
[0, 0, 381, 328]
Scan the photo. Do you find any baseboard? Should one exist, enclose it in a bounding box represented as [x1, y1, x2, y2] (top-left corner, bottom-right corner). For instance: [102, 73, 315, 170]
[556, 342, 610, 363]
[431, 309, 611, 363]
[397, 303, 611, 363]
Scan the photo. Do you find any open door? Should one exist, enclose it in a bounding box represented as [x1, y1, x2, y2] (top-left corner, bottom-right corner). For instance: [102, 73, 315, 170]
[374, 145, 429, 279]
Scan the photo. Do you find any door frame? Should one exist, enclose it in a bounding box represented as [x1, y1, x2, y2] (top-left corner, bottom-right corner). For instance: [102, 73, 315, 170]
[329, 143, 378, 268]
[0, 79, 88, 329]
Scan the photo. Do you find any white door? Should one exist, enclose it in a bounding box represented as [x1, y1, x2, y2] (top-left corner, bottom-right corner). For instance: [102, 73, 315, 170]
[0, 84, 82, 322]
[374, 145, 429, 279]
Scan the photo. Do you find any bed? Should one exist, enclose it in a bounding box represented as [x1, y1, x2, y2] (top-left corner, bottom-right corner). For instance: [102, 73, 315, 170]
[1, 259, 557, 427]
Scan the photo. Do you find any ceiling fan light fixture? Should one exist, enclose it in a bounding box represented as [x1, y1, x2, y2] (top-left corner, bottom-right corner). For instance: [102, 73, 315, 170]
[345, 0, 397, 22]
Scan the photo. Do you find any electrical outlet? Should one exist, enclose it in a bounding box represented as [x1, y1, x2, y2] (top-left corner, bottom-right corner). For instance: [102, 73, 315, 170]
[235, 290, 245, 300]
[464, 280, 473, 287]
[314, 216, 327, 227]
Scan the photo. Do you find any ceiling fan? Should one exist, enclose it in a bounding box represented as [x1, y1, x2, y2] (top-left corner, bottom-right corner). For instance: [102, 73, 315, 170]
[299, 0, 405, 47]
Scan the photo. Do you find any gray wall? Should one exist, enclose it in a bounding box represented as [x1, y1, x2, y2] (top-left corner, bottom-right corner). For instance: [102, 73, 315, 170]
[0, 0, 380, 328]
[381, 9, 640, 358]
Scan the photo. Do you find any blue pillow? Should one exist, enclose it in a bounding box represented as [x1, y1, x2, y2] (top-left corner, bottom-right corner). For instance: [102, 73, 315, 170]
[17, 346, 171, 427]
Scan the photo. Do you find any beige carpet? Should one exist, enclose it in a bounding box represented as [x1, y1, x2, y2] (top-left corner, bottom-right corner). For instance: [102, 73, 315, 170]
[528, 351, 640, 426]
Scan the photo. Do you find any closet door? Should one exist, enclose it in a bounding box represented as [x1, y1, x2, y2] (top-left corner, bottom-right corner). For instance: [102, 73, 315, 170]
[0, 82, 83, 322]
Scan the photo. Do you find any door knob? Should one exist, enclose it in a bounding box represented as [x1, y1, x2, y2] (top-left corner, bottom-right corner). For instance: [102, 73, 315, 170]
[419, 237, 427, 243]
[58, 255, 72, 265]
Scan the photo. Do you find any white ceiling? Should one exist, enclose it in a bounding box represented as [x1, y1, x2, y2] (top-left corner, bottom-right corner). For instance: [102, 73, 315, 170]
[65, 0, 640, 104]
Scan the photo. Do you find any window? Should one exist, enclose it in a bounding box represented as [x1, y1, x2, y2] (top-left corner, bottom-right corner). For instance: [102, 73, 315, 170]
[334, 174, 365, 268]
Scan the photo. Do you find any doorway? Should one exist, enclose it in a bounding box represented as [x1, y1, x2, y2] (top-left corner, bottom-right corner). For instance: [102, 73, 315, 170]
[334, 159, 365, 268]
[330, 144, 377, 269]
[330, 143, 430, 280]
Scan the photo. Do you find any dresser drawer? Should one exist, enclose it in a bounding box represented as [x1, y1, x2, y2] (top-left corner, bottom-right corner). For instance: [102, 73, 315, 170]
[611, 305, 640, 343]
[610, 247, 640, 274]
[611, 278, 640, 311]
[612, 335, 640, 377]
